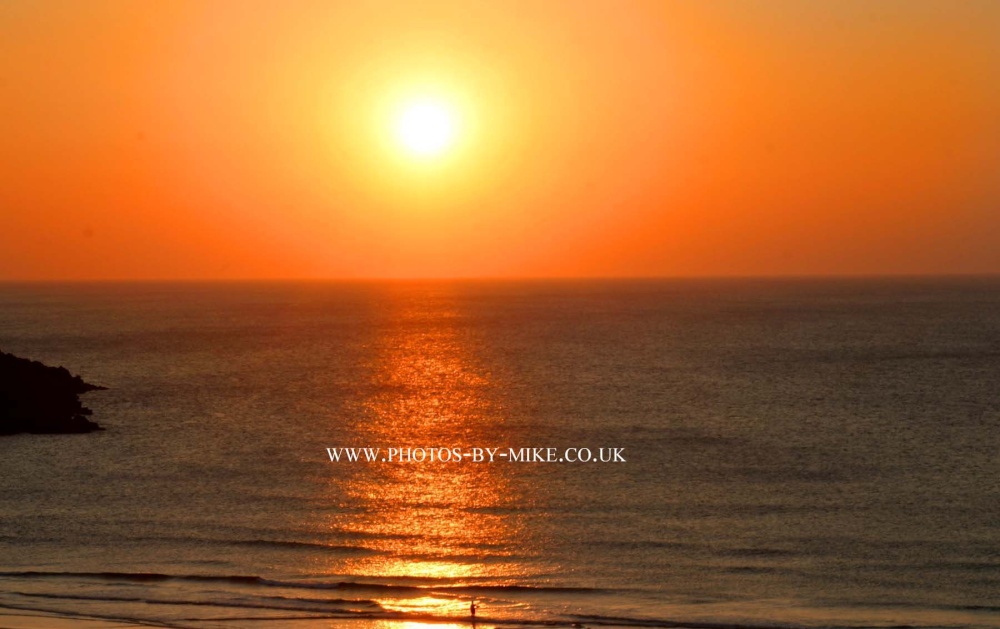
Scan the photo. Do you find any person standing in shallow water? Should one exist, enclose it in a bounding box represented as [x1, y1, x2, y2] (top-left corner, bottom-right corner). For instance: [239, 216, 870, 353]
[470, 598, 478, 622]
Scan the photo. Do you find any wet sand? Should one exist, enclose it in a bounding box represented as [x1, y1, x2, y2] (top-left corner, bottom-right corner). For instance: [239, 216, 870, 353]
[0, 609, 152, 629]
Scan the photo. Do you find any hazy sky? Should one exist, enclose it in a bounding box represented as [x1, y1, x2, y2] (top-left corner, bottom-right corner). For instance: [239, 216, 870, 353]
[2, 1, 999, 280]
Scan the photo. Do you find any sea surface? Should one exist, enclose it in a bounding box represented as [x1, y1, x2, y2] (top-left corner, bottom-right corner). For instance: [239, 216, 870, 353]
[1, 278, 999, 629]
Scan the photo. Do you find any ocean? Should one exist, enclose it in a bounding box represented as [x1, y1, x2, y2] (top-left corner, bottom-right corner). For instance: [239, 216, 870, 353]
[1, 278, 999, 629]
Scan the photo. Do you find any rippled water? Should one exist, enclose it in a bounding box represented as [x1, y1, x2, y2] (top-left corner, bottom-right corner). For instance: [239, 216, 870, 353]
[1, 279, 999, 628]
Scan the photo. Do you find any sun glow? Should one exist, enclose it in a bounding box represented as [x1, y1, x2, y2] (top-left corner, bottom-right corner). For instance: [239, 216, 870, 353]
[394, 99, 458, 158]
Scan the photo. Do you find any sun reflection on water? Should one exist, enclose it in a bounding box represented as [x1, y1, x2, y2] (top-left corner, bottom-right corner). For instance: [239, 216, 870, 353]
[375, 596, 471, 616]
[371, 622, 471, 629]
[320, 288, 533, 607]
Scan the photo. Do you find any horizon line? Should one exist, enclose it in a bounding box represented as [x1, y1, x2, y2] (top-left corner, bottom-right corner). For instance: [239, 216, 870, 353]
[2, 271, 1000, 284]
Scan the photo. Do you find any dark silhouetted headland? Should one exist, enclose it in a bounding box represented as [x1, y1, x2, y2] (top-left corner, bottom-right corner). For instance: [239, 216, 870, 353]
[0, 351, 106, 435]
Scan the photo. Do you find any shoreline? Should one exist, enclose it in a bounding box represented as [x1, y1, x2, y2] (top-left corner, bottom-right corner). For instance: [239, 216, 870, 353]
[0, 607, 505, 629]
[0, 609, 157, 629]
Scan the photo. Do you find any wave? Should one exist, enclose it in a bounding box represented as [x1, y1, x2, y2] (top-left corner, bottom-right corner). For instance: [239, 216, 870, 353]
[13, 591, 381, 614]
[80, 533, 382, 554]
[3, 595, 952, 629]
[230, 538, 376, 553]
[6, 571, 988, 629]
[4, 586, 990, 629]
[259, 578, 606, 596]
[569, 613, 822, 629]
[0, 570, 604, 594]
[0, 594, 761, 629]
[0, 570, 262, 584]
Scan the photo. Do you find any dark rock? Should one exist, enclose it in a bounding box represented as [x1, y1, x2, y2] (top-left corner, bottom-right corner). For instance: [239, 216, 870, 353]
[0, 351, 107, 435]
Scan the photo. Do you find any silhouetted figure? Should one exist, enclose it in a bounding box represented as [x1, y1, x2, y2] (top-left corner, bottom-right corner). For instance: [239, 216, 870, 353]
[470, 598, 478, 622]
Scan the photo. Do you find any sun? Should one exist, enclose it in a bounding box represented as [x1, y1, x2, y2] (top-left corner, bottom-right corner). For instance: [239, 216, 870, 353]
[394, 99, 458, 158]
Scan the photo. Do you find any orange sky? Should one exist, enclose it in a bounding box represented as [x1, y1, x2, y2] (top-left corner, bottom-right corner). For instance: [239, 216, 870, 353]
[2, 1, 999, 280]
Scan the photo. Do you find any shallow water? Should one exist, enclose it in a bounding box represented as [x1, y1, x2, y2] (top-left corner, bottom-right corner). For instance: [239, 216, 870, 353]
[1, 278, 999, 628]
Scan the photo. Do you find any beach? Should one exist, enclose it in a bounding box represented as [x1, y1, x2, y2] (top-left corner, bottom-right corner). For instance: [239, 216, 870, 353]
[0, 609, 155, 629]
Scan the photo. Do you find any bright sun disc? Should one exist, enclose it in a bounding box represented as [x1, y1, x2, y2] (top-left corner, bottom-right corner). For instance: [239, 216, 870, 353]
[395, 100, 457, 157]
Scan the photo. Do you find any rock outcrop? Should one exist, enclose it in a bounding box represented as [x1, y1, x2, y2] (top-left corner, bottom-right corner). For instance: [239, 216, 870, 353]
[0, 351, 106, 435]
